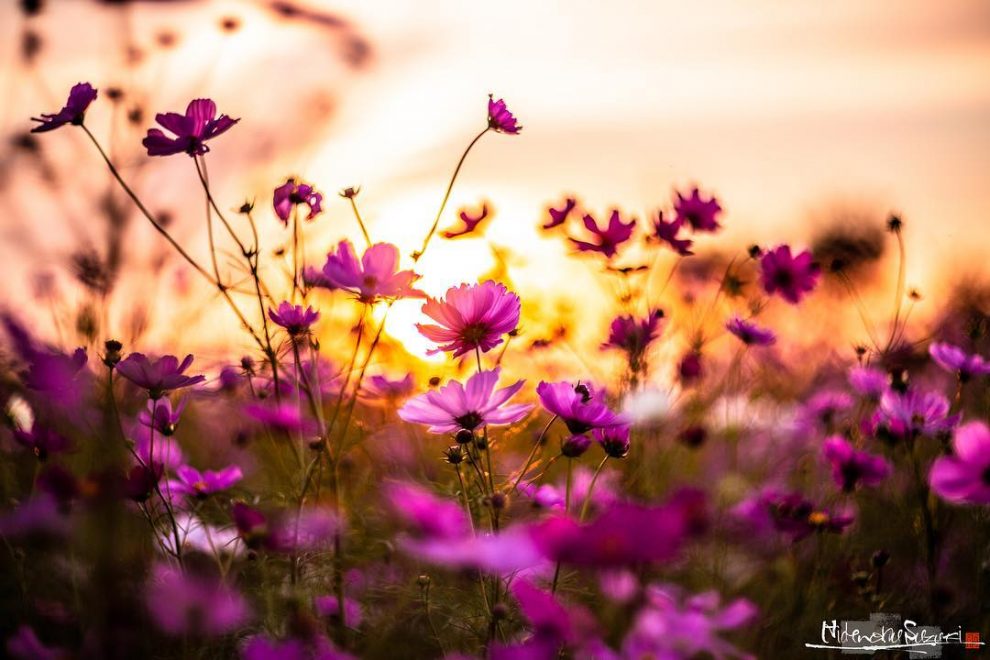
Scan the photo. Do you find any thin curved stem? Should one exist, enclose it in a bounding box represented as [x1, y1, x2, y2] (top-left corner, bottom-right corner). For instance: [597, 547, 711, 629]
[578, 455, 609, 522]
[347, 197, 372, 248]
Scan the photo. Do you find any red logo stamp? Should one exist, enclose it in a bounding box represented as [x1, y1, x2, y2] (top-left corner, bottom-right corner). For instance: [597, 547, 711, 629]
[965, 632, 981, 650]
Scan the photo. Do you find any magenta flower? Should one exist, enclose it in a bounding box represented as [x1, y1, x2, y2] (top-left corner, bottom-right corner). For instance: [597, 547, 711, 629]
[650, 211, 694, 255]
[673, 187, 722, 232]
[268, 301, 320, 336]
[568, 210, 635, 258]
[594, 425, 631, 459]
[416, 281, 521, 357]
[244, 401, 318, 435]
[930, 421, 990, 505]
[759, 245, 820, 304]
[315, 594, 363, 629]
[13, 424, 72, 461]
[601, 311, 663, 364]
[678, 350, 704, 382]
[492, 579, 587, 658]
[115, 353, 206, 399]
[386, 482, 471, 539]
[359, 373, 415, 405]
[487, 95, 521, 134]
[319, 240, 423, 303]
[138, 397, 185, 436]
[725, 316, 776, 346]
[848, 366, 888, 400]
[872, 388, 958, 441]
[31, 82, 98, 133]
[738, 490, 853, 542]
[822, 436, 890, 492]
[543, 197, 577, 230]
[142, 98, 238, 157]
[6, 625, 64, 660]
[144, 563, 250, 636]
[536, 381, 626, 434]
[165, 464, 243, 499]
[442, 203, 490, 239]
[929, 342, 990, 381]
[232, 503, 339, 553]
[800, 389, 854, 432]
[398, 368, 530, 434]
[273, 178, 323, 224]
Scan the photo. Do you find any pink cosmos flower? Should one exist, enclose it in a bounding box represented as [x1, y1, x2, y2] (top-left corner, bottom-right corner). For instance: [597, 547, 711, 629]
[543, 197, 577, 230]
[416, 281, 521, 357]
[848, 366, 888, 400]
[142, 98, 238, 157]
[232, 503, 339, 553]
[31, 82, 98, 132]
[138, 397, 185, 436]
[315, 594, 363, 629]
[650, 211, 693, 255]
[929, 342, 990, 381]
[735, 489, 853, 542]
[595, 425, 631, 459]
[245, 401, 319, 435]
[822, 436, 890, 492]
[268, 301, 320, 336]
[930, 421, 990, 505]
[442, 203, 490, 239]
[673, 187, 722, 232]
[601, 311, 663, 360]
[319, 240, 424, 303]
[487, 95, 521, 134]
[115, 353, 206, 399]
[144, 563, 250, 636]
[13, 424, 72, 461]
[568, 210, 635, 258]
[386, 482, 471, 539]
[725, 316, 776, 346]
[165, 464, 243, 499]
[359, 373, 415, 405]
[872, 388, 958, 441]
[536, 381, 627, 434]
[800, 389, 854, 432]
[759, 245, 820, 304]
[398, 368, 530, 433]
[273, 178, 323, 224]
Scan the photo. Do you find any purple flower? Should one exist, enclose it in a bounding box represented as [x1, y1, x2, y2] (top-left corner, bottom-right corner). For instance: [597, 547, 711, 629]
[3, 316, 89, 410]
[650, 211, 693, 255]
[142, 98, 238, 157]
[929, 342, 990, 381]
[673, 187, 722, 233]
[822, 436, 891, 492]
[561, 433, 593, 458]
[398, 368, 530, 434]
[0, 494, 69, 539]
[273, 178, 323, 224]
[319, 240, 424, 303]
[13, 424, 72, 461]
[115, 353, 206, 399]
[268, 301, 320, 336]
[386, 482, 472, 539]
[543, 197, 577, 230]
[244, 401, 318, 435]
[595, 425, 631, 459]
[488, 95, 521, 134]
[536, 381, 626, 435]
[359, 373, 415, 405]
[800, 389, 854, 433]
[678, 350, 704, 382]
[165, 464, 243, 498]
[601, 311, 663, 366]
[740, 490, 853, 542]
[442, 203, 490, 239]
[144, 563, 250, 636]
[232, 503, 339, 553]
[30, 82, 98, 133]
[848, 366, 888, 400]
[6, 625, 63, 660]
[568, 210, 635, 259]
[315, 594, 363, 629]
[492, 579, 588, 658]
[759, 245, 820, 304]
[929, 421, 990, 505]
[138, 397, 185, 436]
[725, 316, 776, 346]
[417, 281, 521, 358]
[124, 463, 164, 503]
[872, 388, 958, 441]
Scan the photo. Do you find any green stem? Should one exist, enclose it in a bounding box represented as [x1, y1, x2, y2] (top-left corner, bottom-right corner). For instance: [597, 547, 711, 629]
[578, 455, 609, 522]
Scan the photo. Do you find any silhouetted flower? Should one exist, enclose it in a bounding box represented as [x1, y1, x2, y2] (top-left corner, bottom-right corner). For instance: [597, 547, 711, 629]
[569, 210, 635, 258]
[31, 82, 97, 133]
[115, 353, 206, 399]
[595, 425, 631, 459]
[544, 197, 577, 230]
[930, 421, 990, 504]
[561, 433, 593, 458]
[678, 351, 704, 382]
[822, 436, 890, 492]
[165, 464, 243, 498]
[759, 245, 820, 304]
[673, 187, 722, 233]
[442, 203, 490, 238]
[417, 281, 520, 358]
[488, 95, 521, 134]
[650, 211, 693, 255]
[725, 316, 776, 346]
[268, 302, 319, 336]
[144, 563, 250, 635]
[273, 178, 323, 224]
[142, 98, 238, 156]
[13, 424, 72, 461]
[536, 381, 626, 434]
[602, 311, 663, 367]
[398, 368, 530, 434]
[929, 342, 990, 381]
[320, 240, 423, 303]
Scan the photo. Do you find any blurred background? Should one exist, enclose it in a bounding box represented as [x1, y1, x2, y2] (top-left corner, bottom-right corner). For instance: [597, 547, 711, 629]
[1, 0, 988, 376]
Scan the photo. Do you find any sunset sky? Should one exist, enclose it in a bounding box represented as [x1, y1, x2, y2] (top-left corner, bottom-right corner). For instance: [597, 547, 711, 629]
[1, 0, 988, 362]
